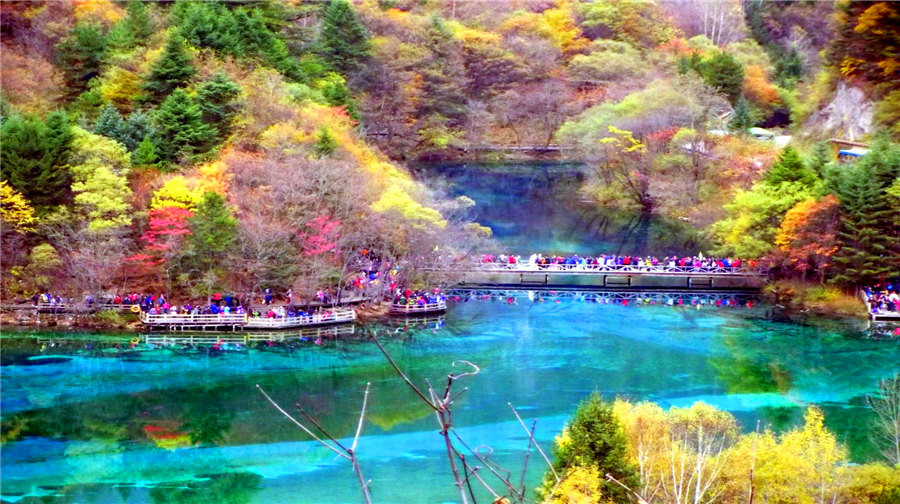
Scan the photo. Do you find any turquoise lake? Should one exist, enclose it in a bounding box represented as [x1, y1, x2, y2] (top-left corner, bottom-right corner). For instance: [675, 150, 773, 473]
[2, 163, 898, 503]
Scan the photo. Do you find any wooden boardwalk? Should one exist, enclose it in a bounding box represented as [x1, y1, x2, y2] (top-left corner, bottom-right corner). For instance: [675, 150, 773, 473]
[29, 302, 139, 313]
[389, 300, 447, 315]
[860, 292, 900, 322]
[140, 308, 357, 331]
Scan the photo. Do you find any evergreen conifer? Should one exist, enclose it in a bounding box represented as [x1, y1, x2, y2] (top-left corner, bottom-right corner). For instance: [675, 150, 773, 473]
[132, 136, 159, 167]
[197, 73, 242, 141]
[125, 1, 153, 41]
[56, 24, 108, 100]
[154, 89, 215, 163]
[313, 127, 338, 158]
[318, 0, 371, 74]
[185, 191, 238, 287]
[121, 112, 156, 151]
[830, 140, 900, 286]
[94, 104, 125, 139]
[729, 97, 755, 133]
[806, 141, 833, 178]
[701, 52, 744, 104]
[143, 34, 196, 102]
[0, 112, 73, 210]
[418, 18, 469, 125]
[544, 393, 640, 503]
[764, 146, 818, 188]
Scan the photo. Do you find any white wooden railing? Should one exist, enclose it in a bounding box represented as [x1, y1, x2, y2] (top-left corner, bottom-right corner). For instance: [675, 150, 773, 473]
[390, 300, 447, 314]
[36, 302, 138, 312]
[465, 262, 765, 276]
[140, 312, 248, 326]
[244, 309, 356, 328]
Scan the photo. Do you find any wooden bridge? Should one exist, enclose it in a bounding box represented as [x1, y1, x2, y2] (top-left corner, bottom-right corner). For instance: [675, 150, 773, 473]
[449, 263, 767, 290]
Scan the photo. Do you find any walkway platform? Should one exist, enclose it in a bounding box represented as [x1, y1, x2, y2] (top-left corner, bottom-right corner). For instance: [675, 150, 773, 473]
[446, 288, 760, 305]
[454, 264, 766, 290]
[389, 300, 447, 315]
[140, 308, 357, 331]
[33, 303, 138, 313]
[861, 292, 900, 322]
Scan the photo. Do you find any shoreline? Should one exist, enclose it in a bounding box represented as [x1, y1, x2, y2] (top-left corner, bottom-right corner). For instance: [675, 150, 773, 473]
[0, 300, 398, 332]
[0, 285, 873, 335]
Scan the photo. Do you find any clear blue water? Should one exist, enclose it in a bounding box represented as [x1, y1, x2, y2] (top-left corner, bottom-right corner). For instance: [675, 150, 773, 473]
[414, 162, 704, 256]
[2, 163, 898, 503]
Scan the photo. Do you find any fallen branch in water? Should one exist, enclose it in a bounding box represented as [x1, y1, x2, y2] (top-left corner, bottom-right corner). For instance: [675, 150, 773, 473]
[370, 329, 559, 503]
[257, 382, 373, 504]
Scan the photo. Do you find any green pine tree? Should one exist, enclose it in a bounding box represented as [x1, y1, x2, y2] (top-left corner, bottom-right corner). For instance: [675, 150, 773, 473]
[107, 19, 135, 51]
[776, 48, 804, 88]
[184, 191, 238, 290]
[56, 24, 108, 101]
[701, 52, 745, 104]
[120, 111, 156, 151]
[417, 17, 469, 125]
[729, 96, 755, 133]
[178, 2, 222, 51]
[197, 73, 242, 141]
[830, 139, 900, 286]
[132, 135, 159, 167]
[93, 104, 125, 139]
[154, 88, 215, 163]
[312, 127, 338, 158]
[142, 34, 196, 102]
[0, 112, 73, 210]
[764, 146, 818, 188]
[806, 141, 833, 178]
[125, 1, 153, 41]
[318, 0, 371, 74]
[542, 393, 640, 503]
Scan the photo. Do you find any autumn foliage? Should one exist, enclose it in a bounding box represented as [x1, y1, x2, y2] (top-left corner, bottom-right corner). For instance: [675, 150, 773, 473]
[773, 195, 840, 281]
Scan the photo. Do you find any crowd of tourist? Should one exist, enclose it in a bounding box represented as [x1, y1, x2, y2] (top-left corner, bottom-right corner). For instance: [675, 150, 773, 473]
[479, 253, 756, 270]
[447, 291, 755, 308]
[392, 288, 446, 306]
[32, 292, 169, 309]
[864, 283, 899, 314]
[249, 306, 338, 320]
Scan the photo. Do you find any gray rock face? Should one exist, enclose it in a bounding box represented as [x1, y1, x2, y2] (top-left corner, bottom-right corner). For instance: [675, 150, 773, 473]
[803, 81, 875, 141]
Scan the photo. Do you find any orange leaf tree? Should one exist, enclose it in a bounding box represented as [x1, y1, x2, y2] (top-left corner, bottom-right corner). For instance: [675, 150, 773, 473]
[773, 195, 840, 282]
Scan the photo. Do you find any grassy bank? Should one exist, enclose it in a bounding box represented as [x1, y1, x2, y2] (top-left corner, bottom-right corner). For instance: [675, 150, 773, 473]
[764, 280, 868, 319]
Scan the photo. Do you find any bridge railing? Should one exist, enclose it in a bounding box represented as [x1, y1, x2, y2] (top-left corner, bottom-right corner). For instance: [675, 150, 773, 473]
[446, 288, 759, 301]
[460, 262, 765, 276]
[140, 312, 248, 326]
[390, 301, 447, 314]
[36, 302, 140, 312]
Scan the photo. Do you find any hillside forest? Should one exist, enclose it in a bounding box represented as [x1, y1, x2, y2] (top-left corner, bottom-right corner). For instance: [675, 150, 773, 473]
[1, 0, 898, 301]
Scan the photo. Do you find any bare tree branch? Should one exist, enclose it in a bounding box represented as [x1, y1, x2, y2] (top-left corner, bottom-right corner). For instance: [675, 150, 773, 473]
[256, 384, 349, 460]
[509, 403, 559, 482]
[370, 331, 437, 409]
[352, 382, 371, 453]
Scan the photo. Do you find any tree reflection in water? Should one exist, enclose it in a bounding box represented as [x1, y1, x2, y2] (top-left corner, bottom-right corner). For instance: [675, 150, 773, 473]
[149, 472, 262, 504]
